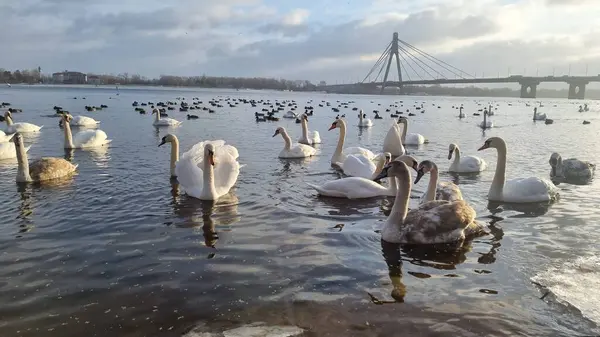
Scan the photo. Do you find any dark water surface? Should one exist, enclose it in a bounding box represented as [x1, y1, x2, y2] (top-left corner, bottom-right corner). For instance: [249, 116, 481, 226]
[1, 85, 599, 336]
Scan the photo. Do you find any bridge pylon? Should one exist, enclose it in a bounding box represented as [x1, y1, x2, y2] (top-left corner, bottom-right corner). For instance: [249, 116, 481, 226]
[380, 32, 403, 94]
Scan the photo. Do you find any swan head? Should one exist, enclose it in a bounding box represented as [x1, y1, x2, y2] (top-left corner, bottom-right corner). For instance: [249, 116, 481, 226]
[158, 134, 176, 147]
[477, 137, 504, 151]
[549, 152, 562, 177]
[4, 110, 12, 118]
[13, 132, 23, 146]
[328, 119, 342, 131]
[414, 160, 438, 184]
[205, 143, 215, 166]
[396, 117, 407, 124]
[151, 108, 159, 115]
[448, 143, 458, 160]
[272, 127, 285, 137]
[302, 114, 309, 121]
[373, 160, 411, 183]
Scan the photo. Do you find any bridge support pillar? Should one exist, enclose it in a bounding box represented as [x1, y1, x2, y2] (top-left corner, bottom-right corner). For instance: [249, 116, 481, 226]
[519, 82, 538, 99]
[568, 82, 587, 100]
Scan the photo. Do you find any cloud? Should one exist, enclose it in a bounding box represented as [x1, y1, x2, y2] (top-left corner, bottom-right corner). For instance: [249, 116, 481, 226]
[0, 0, 599, 84]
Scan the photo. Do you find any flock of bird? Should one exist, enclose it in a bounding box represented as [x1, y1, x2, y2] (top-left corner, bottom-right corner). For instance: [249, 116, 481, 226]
[0, 96, 596, 248]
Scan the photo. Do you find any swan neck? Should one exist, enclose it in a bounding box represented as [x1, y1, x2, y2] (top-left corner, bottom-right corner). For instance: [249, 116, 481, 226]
[555, 157, 564, 176]
[63, 119, 75, 149]
[301, 119, 309, 139]
[333, 120, 346, 163]
[388, 173, 410, 225]
[203, 154, 217, 198]
[371, 156, 387, 180]
[359, 113, 363, 123]
[389, 176, 398, 194]
[490, 142, 507, 200]
[155, 112, 160, 123]
[452, 147, 461, 168]
[281, 129, 292, 151]
[15, 140, 32, 182]
[170, 137, 179, 177]
[6, 115, 13, 126]
[400, 120, 408, 143]
[425, 166, 439, 202]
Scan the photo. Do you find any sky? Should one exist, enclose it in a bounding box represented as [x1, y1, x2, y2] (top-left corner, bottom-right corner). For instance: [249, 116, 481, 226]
[1, 0, 600, 84]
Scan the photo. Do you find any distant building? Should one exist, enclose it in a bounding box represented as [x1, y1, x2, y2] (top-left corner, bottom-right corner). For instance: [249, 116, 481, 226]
[87, 75, 102, 85]
[319, 81, 327, 86]
[52, 71, 87, 84]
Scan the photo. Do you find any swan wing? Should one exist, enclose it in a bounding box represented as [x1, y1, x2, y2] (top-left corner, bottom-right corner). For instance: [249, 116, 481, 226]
[213, 145, 241, 197]
[311, 131, 321, 144]
[563, 158, 595, 179]
[341, 154, 376, 179]
[0, 142, 17, 159]
[289, 143, 316, 157]
[73, 129, 109, 148]
[459, 155, 487, 172]
[383, 124, 405, 156]
[436, 182, 463, 202]
[344, 147, 375, 160]
[73, 116, 99, 125]
[29, 157, 77, 181]
[175, 155, 204, 197]
[306, 177, 387, 199]
[402, 200, 476, 244]
[405, 133, 425, 145]
[503, 177, 559, 203]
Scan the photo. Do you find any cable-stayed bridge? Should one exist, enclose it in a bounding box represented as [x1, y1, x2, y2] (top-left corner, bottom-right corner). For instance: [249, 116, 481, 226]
[323, 32, 600, 99]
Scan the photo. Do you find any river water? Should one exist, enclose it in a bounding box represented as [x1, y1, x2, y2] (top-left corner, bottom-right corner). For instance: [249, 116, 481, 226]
[0, 85, 598, 337]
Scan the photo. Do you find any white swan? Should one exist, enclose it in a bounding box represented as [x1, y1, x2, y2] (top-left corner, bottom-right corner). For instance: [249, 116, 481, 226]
[414, 160, 463, 204]
[273, 127, 317, 158]
[549, 152, 595, 183]
[458, 107, 465, 119]
[533, 107, 546, 121]
[358, 110, 373, 128]
[397, 117, 427, 145]
[297, 114, 321, 145]
[0, 130, 14, 143]
[478, 137, 559, 203]
[448, 143, 487, 173]
[328, 118, 375, 166]
[306, 155, 418, 199]
[159, 133, 241, 200]
[12, 133, 78, 182]
[4, 111, 43, 133]
[152, 108, 181, 127]
[374, 160, 486, 244]
[283, 111, 297, 119]
[479, 111, 493, 129]
[0, 141, 31, 160]
[382, 119, 405, 157]
[70, 115, 100, 127]
[61, 114, 111, 149]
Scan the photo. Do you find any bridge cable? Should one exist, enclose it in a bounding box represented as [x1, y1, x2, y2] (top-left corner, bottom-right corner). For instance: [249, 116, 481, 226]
[398, 45, 439, 80]
[371, 45, 393, 82]
[398, 55, 412, 82]
[398, 39, 474, 79]
[399, 44, 447, 79]
[373, 53, 390, 82]
[361, 42, 392, 83]
[396, 49, 420, 81]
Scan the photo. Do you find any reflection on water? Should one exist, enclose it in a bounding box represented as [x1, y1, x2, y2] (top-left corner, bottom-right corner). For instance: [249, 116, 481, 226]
[1, 86, 600, 336]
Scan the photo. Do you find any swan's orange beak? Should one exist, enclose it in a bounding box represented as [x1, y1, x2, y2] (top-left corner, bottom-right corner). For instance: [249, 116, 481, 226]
[208, 151, 215, 166]
[328, 123, 337, 131]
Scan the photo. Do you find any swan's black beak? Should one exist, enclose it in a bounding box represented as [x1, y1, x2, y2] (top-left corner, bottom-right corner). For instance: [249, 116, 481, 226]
[158, 139, 166, 147]
[448, 150, 453, 160]
[477, 143, 488, 151]
[373, 166, 390, 181]
[414, 168, 425, 184]
[272, 131, 278, 137]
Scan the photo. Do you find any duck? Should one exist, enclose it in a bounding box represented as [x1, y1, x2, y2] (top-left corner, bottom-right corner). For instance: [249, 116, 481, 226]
[3, 111, 43, 133]
[414, 160, 463, 203]
[305, 155, 418, 199]
[12, 133, 78, 183]
[549, 152, 595, 184]
[397, 117, 427, 145]
[61, 114, 111, 149]
[478, 137, 559, 203]
[358, 110, 373, 127]
[382, 119, 405, 157]
[374, 160, 486, 244]
[152, 108, 181, 127]
[448, 143, 487, 173]
[158, 134, 241, 200]
[297, 114, 321, 145]
[273, 127, 317, 158]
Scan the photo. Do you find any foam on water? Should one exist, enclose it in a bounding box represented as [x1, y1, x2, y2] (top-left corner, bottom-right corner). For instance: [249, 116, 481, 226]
[532, 255, 600, 324]
[184, 322, 304, 337]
